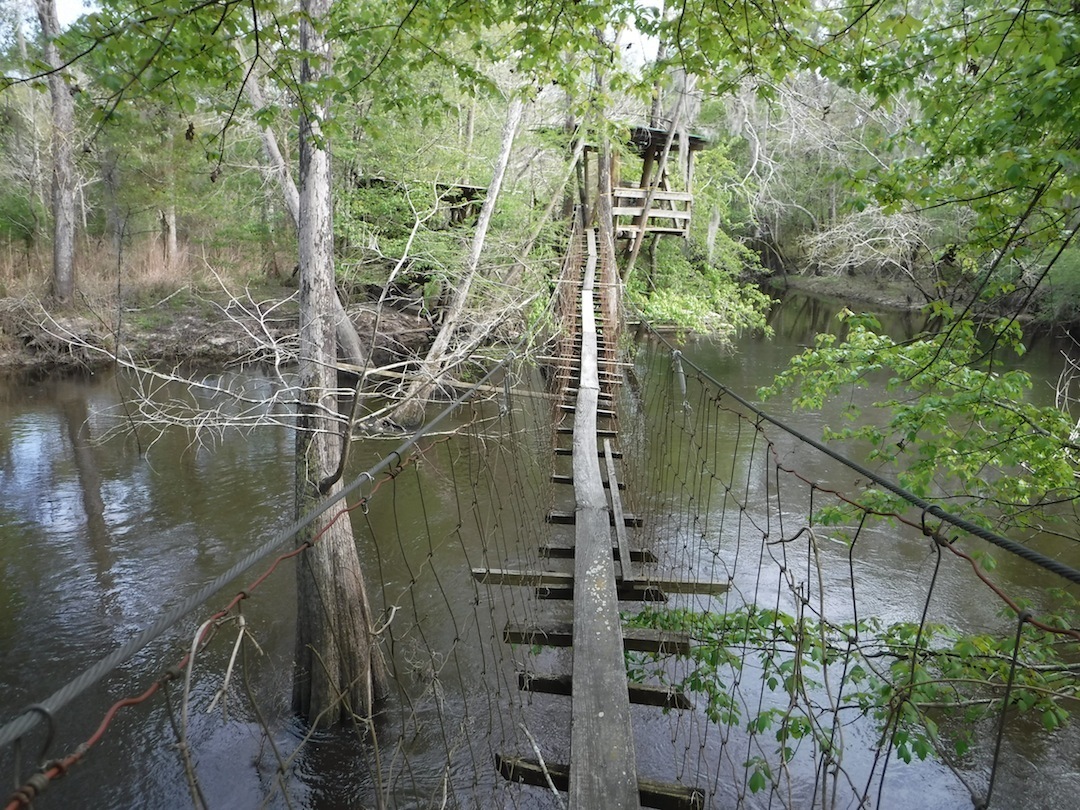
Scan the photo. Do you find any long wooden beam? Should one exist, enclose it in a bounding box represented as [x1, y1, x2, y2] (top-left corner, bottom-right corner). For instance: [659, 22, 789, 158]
[570, 229, 639, 807]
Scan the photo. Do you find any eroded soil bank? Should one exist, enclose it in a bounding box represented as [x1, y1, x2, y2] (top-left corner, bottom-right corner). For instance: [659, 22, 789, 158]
[0, 290, 433, 374]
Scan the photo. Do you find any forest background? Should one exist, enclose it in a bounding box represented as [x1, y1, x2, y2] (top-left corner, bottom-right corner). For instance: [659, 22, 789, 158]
[3, 0, 1080, 779]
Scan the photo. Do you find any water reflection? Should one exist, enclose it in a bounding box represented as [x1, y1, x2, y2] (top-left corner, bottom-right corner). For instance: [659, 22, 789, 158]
[1, 291, 1077, 808]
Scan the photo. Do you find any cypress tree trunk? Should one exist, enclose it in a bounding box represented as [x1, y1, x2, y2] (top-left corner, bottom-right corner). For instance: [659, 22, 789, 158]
[292, 0, 383, 726]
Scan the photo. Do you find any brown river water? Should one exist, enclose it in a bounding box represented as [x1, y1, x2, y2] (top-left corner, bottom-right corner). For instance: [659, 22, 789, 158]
[1, 290, 1077, 808]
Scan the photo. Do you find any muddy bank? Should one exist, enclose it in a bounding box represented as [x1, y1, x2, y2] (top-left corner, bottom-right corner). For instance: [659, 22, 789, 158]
[0, 291, 433, 375]
[765, 272, 926, 312]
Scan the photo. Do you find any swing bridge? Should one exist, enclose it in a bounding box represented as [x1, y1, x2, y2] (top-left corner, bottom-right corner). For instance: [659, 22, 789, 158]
[2, 215, 1080, 809]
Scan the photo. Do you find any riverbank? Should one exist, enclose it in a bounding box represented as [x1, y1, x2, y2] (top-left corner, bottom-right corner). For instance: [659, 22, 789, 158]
[766, 271, 926, 312]
[0, 286, 432, 374]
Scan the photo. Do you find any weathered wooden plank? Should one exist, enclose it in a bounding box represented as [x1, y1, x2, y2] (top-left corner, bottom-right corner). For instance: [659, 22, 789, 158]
[554, 447, 621, 458]
[612, 187, 695, 203]
[545, 509, 641, 527]
[517, 672, 692, 710]
[537, 355, 634, 367]
[528, 575, 726, 597]
[612, 206, 693, 221]
[559, 403, 617, 418]
[496, 755, 705, 810]
[637, 577, 730, 595]
[535, 583, 668, 602]
[556, 426, 618, 437]
[504, 622, 690, 654]
[569, 229, 638, 808]
[550, 474, 625, 490]
[473, 568, 572, 587]
[539, 541, 653, 561]
[605, 438, 635, 583]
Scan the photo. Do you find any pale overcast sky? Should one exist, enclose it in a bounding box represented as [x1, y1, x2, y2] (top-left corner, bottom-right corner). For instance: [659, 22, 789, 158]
[56, 0, 95, 28]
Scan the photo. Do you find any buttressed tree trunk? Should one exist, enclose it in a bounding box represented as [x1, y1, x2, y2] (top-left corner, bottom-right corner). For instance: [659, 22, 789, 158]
[35, 0, 76, 305]
[293, 0, 384, 726]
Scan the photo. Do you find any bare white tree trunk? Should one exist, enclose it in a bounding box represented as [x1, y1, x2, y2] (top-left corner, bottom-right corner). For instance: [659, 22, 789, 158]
[392, 94, 525, 428]
[35, 0, 76, 304]
[292, 0, 383, 726]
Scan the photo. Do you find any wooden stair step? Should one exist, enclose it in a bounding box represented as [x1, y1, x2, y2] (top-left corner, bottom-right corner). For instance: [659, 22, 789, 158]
[536, 583, 668, 602]
[556, 426, 618, 437]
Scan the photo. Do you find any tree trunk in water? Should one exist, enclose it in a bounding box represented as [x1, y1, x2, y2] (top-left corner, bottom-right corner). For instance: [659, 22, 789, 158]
[391, 95, 525, 428]
[293, 0, 383, 727]
[35, 0, 76, 305]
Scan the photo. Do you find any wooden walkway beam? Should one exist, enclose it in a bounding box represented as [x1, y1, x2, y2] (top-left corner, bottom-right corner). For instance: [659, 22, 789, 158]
[568, 230, 638, 807]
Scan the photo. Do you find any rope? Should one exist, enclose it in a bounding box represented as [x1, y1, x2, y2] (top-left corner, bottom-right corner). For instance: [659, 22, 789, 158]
[638, 320, 1080, 587]
[0, 344, 522, 752]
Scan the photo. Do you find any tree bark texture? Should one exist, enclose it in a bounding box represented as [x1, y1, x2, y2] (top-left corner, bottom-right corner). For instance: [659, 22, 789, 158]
[35, 0, 76, 305]
[293, 0, 383, 726]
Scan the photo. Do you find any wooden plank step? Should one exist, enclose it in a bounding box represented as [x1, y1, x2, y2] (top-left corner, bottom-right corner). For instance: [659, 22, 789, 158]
[612, 187, 695, 202]
[537, 356, 633, 367]
[477, 569, 664, 602]
[559, 404, 617, 418]
[557, 426, 618, 437]
[529, 574, 728, 598]
[612, 207, 693, 221]
[496, 755, 705, 810]
[536, 583, 668, 602]
[554, 447, 621, 458]
[539, 541, 654, 561]
[550, 474, 625, 490]
[547, 509, 642, 527]
[517, 672, 692, 710]
[504, 622, 690, 654]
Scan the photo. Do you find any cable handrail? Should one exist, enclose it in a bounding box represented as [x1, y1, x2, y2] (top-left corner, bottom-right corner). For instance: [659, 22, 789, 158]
[0, 344, 522, 752]
[636, 317, 1080, 587]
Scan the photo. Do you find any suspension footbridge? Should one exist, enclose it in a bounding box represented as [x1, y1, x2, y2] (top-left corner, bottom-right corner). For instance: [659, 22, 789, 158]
[2, 223, 1079, 809]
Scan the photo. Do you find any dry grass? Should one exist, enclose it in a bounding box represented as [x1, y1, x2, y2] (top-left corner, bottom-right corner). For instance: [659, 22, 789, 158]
[0, 235, 276, 309]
